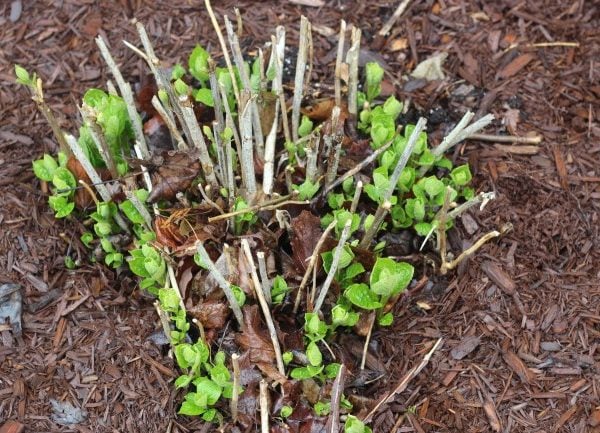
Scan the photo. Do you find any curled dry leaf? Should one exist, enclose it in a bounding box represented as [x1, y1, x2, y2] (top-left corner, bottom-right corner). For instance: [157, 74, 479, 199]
[188, 300, 229, 329]
[290, 210, 325, 273]
[236, 305, 275, 365]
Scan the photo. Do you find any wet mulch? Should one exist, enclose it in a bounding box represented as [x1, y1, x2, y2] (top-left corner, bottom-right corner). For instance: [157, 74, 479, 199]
[1, 1, 599, 432]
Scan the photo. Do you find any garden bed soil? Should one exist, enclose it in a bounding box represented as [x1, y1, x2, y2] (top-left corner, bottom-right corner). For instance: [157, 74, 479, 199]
[1, 1, 598, 432]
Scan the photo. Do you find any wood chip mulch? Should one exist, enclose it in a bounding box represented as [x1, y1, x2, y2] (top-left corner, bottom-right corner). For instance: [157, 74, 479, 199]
[0, 1, 598, 432]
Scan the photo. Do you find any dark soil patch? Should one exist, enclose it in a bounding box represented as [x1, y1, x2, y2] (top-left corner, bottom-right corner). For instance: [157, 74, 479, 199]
[1, 1, 598, 432]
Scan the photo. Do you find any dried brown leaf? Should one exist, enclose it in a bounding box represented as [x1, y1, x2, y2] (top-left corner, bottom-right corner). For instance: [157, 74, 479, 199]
[236, 305, 275, 364]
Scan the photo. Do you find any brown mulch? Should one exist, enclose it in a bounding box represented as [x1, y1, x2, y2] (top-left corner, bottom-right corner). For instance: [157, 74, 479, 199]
[1, 1, 598, 432]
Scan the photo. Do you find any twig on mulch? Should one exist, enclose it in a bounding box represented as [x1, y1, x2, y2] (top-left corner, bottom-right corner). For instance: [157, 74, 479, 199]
[327, 364, 346, 433]
[259, 379, 269, 433]
[378, 0, 412, 36]
[468, 133, 543, 144]
[363, 338, 443, 423]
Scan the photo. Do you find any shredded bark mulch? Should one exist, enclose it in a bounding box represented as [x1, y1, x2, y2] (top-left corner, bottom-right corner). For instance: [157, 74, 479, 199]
[1, 1, 598, 432]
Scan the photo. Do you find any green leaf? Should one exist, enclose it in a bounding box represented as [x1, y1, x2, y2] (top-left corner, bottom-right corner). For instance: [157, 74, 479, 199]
[231, 284, 246, 307]
[178, 400, 205, 416]
[210, 362, 232, 387]
[128, 255, 150, 278]
[404, 124, 428, 154]
[290, 365, 323, 380]
[405, 198, 425, 221]
[450, 164, 473, 186]
[280, 406, 293, 418]
[382, 96, 403, 119]
[398, 167, 415, 192]
[345, 415, 371, 433]
[370, 111, 395, 148]
[64, 256, 76, 269]
[365, 62, 384, 101]
[324, 363, 341, 379]
[171, 64, 186, 80]
[32, 154, 58, 182]
[298, 115, 314, 137]
[80, 232, 94, 248]
[435, 157, 453, 170]
[414, 222, 433, 237]
[327, 193, 345, 210]
[193, 377, 222, 405]
[48, 195, 74, 218]
[331, 304, 359, 327]
[100, 238, 115, 253]
[314, 401, 331, 416]
[119, 200, 145, 225]
[83, 89, 107, 108]
[282, 351, 293, 365]
[422, 176, 445, 198]
[189, 45, 210, 83]
[322, 245, 354, 274]
[304, 313, 328, 340]
[202, 408, 217, 422]
[194, 88, 214, 107]
[370, 257, 414, 297]
[14, 65, 30, 85]
[158, 288, 180, 313]
[271, 275, 289, 305]
[343, 262, 365, 281]
[294, 179, 320, 200]
[344, 284, 382, 310]
[51, 167, 76, 191]
[418, 149, 435, 166]
[306, 341, 322, 367]
[175, 374, 193, 389]
[378, 312, 394, 326]
[174, 78, 189, 96]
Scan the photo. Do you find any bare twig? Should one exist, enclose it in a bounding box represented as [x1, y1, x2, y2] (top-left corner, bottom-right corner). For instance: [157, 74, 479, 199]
[208, 194, 303, 223]
[328, 364, 347, 433]
[378, 0, 412, 36]
[224, 16, 264, 156]
[270, 29, 291, 143]
[151, 96, 186, 150]
[231, 353, 240, 422]
[95, 36, 150, 159]
[440, 224, 511, 275]
[324, 141, 391, 195]
[27, 76, 69, 154]
[79, 104, 118, 178]
[239, 90, 257, 200]
[358, 201, 391, 249]
[363, 338, 443, 423]
[179, 96, 218, 189]
[325, 106, 343, 186]
[65, 134, 129, 232]
[241, 239, 285, 375]
[292, 16, 311, 143]
[313, 220, 352, 314]
[468, 133, 543, 144]
[259, 379, 269, 433]
[204, 0, 240, 106]
[346, 26, 361, 119]
[360, 312, 376, 370]
[293, 220, 337, 313]
[263, 98, 280, 196]
[257, 251, 272, 305]
[350, 180, 363, 213]
[195, 242, 244, 328]
[334, 20, 346, 107]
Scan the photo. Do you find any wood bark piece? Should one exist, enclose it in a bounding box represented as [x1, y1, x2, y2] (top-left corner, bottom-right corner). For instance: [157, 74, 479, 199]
[0, 420, 25, 433]
[481, 261, 515, 295]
